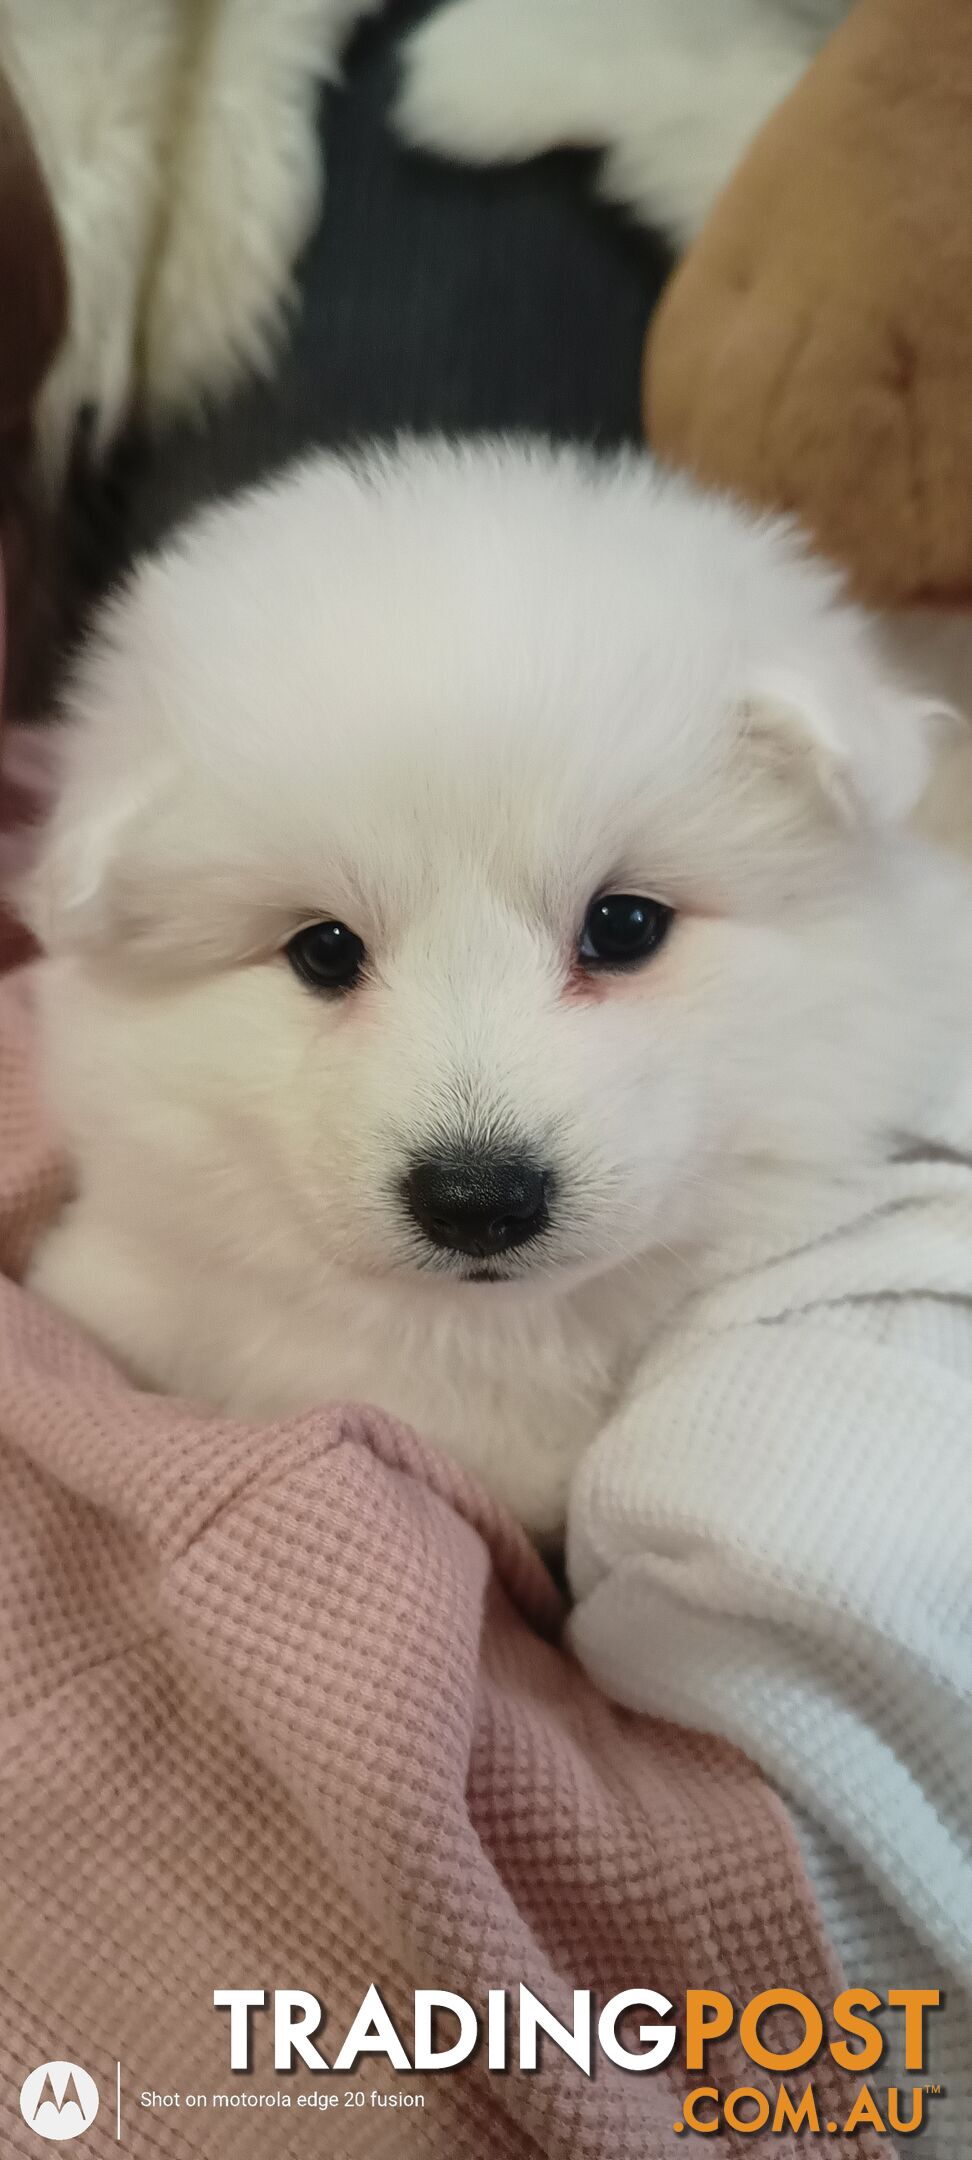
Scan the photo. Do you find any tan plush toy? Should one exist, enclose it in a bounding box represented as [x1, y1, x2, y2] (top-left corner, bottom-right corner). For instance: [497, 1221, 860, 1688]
[645, 0, 972, 609]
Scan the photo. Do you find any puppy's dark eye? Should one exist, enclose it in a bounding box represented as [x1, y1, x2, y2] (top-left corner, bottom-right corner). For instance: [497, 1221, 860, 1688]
[579, 894, 673, 969]
[286, 920, 366, 992]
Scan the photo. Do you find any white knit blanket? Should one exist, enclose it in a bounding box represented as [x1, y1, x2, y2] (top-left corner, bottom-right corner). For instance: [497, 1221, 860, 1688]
[568, 1113, 972, 2155]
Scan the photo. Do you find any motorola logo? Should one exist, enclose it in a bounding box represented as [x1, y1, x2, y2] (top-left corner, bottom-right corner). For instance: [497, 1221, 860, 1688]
[19, 2061, 100, 2141]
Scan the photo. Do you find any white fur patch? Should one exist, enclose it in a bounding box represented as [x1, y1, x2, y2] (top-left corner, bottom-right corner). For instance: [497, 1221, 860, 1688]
[395, 0, 848, 247]
[1, 0, 382, 476]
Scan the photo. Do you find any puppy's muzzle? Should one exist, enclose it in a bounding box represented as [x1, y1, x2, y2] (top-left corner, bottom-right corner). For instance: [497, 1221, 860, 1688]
[403, 1151, 552, 1259]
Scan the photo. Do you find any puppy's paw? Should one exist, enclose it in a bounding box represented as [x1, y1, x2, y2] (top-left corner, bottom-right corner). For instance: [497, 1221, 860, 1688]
[395, 0, 590, 164]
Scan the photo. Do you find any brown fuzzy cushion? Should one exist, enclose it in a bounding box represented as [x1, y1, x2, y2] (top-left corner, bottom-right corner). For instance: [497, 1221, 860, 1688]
[644, 0, 972, 608]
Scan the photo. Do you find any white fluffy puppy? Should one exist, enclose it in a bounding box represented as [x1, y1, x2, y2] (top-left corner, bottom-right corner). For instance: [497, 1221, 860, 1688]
[26, 439, 972, 1535]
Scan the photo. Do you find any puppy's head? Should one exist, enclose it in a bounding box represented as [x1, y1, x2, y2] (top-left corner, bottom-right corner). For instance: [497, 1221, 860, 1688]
[31, 440, 951, 1290]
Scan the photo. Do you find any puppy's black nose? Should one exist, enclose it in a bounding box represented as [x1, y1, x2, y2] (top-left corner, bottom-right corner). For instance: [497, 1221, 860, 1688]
[403, 1153, 551, 1258]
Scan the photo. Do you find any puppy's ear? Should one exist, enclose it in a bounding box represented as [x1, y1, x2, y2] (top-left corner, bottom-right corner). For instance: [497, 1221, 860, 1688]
[22, 724, 176, 955]
[20, 549, 192, 954]
[738, 662, 951, 830]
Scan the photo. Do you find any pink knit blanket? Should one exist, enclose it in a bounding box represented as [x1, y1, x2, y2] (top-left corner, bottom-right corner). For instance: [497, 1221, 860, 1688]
[0, 744, 883, 2158]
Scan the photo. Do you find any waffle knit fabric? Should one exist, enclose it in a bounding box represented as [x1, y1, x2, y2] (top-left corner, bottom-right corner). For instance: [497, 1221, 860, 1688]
[569, 1107, 972, 2157]
[0, 960, 891, 2158]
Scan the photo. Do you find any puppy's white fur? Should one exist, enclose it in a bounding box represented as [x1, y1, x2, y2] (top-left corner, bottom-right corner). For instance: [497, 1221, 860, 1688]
[26, 439, 972, 1534]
